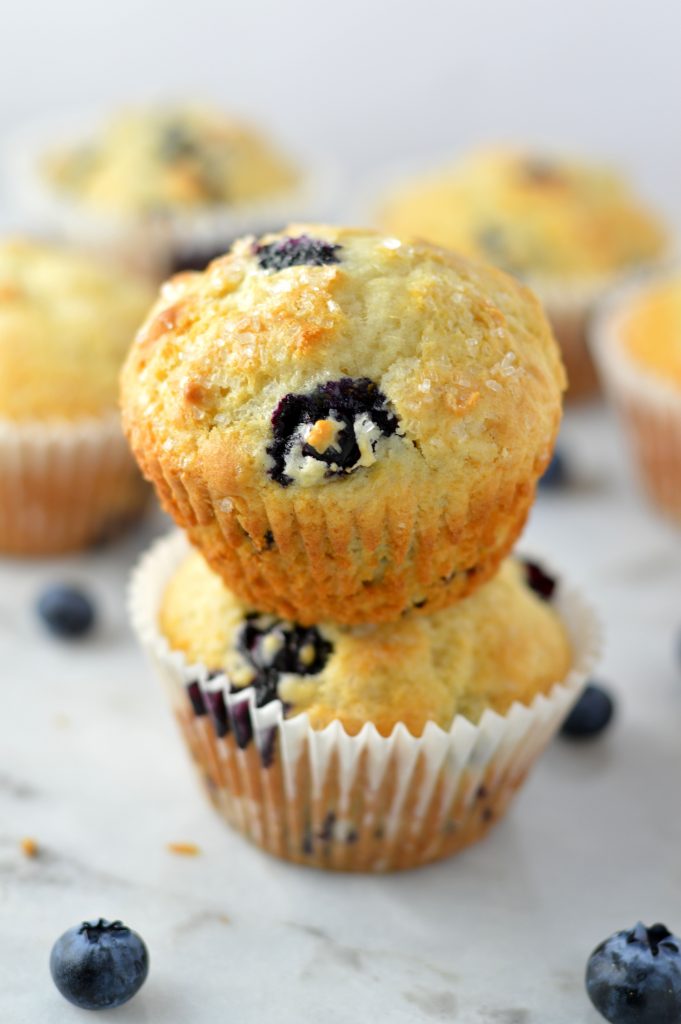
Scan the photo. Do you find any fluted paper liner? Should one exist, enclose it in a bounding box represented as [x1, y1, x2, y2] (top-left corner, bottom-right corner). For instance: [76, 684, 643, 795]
[132, 433, 549, 625]
[0, 413, 148, 554]
[592, 272, 681, 524]
[129, 531, 600, 871]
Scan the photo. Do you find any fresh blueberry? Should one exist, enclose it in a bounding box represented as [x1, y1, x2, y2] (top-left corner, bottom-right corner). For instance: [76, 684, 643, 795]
[521, 559, 557, 601]
[586, 922, 681, 1024]
[37, 585, 96, 638]
[236, 614, 332, 708]
[50, 918, 149, 1011]
[254, 234, 341, 272]
[562, 683, 615, 739]
[268, 377, 400, 487]
[539, 449, 568, 489]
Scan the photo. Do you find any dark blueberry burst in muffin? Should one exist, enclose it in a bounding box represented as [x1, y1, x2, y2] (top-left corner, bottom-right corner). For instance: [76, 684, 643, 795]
[235, 614, 332, 707]
[268, 377, 401, 487]
[254, 234, 342, 271]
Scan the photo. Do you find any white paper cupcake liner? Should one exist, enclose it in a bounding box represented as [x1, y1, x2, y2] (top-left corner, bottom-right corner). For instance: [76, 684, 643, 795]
[0, 412, 148, 554]
[591, 269, 681, 523]
[5, 112, 341, 278]
[129, 531, 600, 871]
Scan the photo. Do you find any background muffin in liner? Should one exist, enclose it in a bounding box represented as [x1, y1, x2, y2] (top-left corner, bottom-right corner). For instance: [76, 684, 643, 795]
[129, 531, 600, 872]
[0, 238, 153, 554]
[0, 414, 147, 555]
[592, 268, 681, 524]
[5, 110, 340, 280]
[121, 225, 565, 625]
[369, 149, 669, 402]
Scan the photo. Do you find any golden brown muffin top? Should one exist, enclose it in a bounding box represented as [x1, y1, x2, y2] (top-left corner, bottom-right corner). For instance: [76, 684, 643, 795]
[618, 272, 681, 387]
[0, 238, 154, 421]
[121, 224, 565, 503]
[378, 148, 667, 280]
[160, 550, 572, 736]
[42, 104, 298, 215]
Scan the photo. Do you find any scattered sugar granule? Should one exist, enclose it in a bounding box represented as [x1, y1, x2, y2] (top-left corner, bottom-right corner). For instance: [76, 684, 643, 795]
[485, 379, 502, 393]
[218, 498, 233, 513]
[498, 352, 518, 377]
[418, 379, 432, 393]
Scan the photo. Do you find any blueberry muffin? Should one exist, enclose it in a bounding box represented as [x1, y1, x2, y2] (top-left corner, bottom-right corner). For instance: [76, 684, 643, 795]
[130, 531, 595, 870]
[13, 104, 328, 278]
[121, 224, 565, 625]
[160, 550, 572, 736]
[43, 104, 297, 215]
[593, 269, 681, 522]
[0, 238, 154, 553]
[377, 149, 668, 398]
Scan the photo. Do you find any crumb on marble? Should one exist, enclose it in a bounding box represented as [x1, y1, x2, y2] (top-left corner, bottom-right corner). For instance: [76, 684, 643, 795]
[167, 841, 201, 857]
[20, 837, 39, 858]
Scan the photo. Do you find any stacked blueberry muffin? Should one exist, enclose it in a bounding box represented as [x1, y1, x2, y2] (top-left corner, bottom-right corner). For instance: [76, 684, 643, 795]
[126, 225, 597, 870]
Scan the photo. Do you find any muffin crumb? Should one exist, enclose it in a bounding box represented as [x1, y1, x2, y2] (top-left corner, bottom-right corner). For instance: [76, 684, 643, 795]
[20, 837, 39, 858]
[167, 841, 201, 856]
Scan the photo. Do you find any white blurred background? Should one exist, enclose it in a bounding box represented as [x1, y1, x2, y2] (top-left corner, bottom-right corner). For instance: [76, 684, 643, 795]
[0, 0, 680, 223]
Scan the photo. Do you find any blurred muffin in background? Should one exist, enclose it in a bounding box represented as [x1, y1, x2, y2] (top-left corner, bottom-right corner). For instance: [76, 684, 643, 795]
[0, 238, 153, 554]
[377, 148, 668, 399]
[593, 269, 681, 523]
[8, 104, 336, 278]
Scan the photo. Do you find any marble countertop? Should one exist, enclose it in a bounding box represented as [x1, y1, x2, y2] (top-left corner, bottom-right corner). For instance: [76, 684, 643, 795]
[1, 405, 680, 1024]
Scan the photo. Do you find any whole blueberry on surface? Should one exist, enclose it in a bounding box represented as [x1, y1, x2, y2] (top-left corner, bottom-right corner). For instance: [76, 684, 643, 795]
[50, 918, 148, 1010]
[521, 559, 557, 602]
[586, 922, 681, 1023]
[539, 449, 567, 489]
[561, 683, 614, 739]
[37, 585, 96, 638]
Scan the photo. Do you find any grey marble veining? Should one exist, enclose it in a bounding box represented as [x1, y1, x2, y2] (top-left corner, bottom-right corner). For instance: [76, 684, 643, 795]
[1, 407, 680, 1023]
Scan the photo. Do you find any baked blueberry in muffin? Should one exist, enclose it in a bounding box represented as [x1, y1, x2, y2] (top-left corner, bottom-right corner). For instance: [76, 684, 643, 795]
[254, 234, 341, 272]
[234, 613, 332, 706]
[268, 377, 402, 486]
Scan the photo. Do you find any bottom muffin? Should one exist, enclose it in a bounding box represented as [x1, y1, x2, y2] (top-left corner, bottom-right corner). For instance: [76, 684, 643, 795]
[130, 532, 598, 871]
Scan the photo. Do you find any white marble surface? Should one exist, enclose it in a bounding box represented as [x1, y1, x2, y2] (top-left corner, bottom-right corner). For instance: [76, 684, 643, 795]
[1, 405, 680, 1024]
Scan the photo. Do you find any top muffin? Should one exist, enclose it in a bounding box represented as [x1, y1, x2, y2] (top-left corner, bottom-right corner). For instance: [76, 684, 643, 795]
[0, 238, 153, 420]
[42, 104, 298, 215]
[378, 148, 667, 281]
[121, 224, 565, 625]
